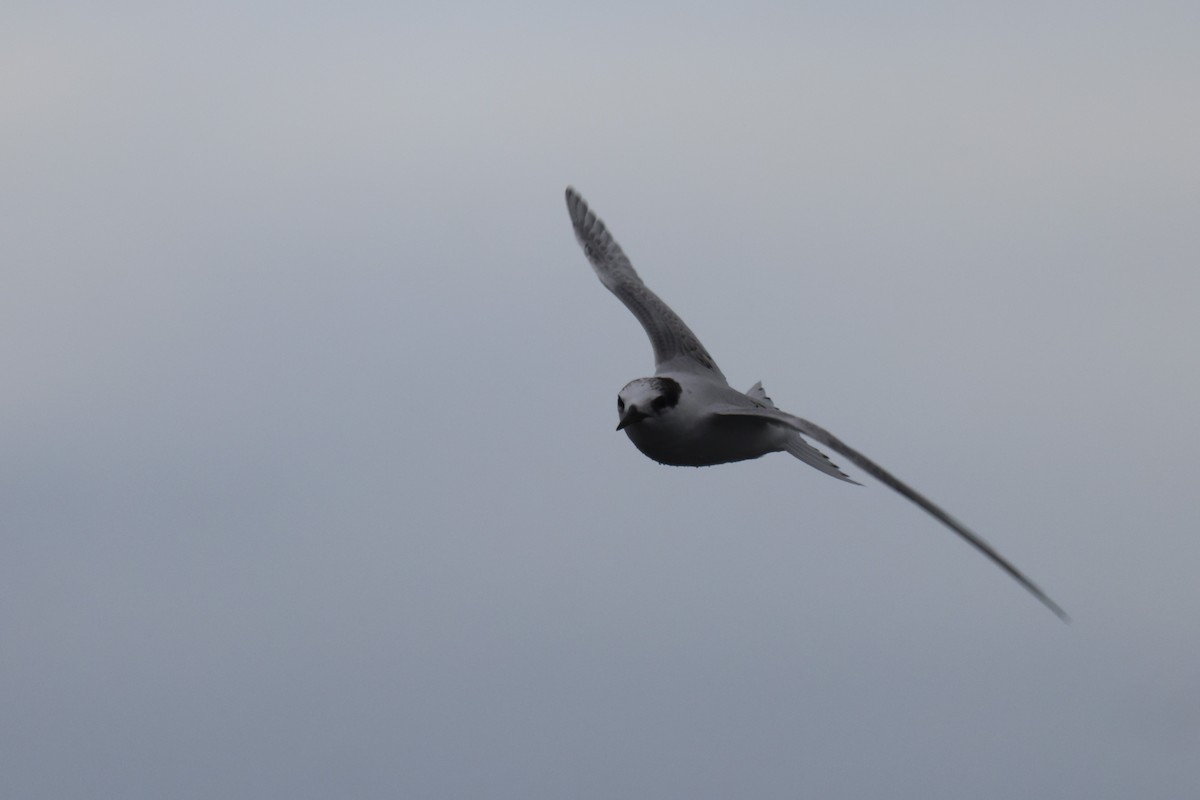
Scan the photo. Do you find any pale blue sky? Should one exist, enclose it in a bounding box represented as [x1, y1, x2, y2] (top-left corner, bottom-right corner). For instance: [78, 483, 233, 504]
[3, 3, 1199, 798]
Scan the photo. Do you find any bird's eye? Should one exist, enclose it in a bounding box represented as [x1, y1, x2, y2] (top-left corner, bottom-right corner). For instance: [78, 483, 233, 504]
[651, 396, 667, 412]
[617, 397, 625, 411]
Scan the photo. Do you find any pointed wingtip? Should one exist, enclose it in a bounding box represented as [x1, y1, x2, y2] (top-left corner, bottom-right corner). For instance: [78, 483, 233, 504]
[564, 186, 593, 231]
[565, 186, 584, 211]
[996, 560, 1070, 623]
[1038, 593, 1072, 624]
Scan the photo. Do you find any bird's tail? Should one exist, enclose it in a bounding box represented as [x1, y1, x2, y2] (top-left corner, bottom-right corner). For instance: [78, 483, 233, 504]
[782, 436, 861, 484]
[748, 382, 859, 485]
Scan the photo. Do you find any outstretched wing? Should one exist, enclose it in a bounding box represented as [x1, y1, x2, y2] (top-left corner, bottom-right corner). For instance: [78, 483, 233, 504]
[565, 187, 726, 381]
[709, 403, 1068, 621]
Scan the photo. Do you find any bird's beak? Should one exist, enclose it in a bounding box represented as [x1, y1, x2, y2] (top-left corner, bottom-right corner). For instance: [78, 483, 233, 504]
[616, 405, 647, 431]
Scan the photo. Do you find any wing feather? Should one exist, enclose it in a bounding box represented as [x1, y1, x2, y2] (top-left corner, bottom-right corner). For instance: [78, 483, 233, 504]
[710, 403, 1068, 621]
[565, 187, 726, 380]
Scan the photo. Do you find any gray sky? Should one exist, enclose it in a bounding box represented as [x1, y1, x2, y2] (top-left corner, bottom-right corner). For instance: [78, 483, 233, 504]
[4, 2, 1199, 798]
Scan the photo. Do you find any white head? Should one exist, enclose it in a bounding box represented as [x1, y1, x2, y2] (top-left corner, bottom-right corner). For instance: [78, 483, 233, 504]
[616, 377, 682, 430]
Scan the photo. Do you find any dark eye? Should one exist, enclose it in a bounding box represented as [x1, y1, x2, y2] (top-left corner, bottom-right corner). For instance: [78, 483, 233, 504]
[617, 397, 625, 411]
[651, 396, 667, 412]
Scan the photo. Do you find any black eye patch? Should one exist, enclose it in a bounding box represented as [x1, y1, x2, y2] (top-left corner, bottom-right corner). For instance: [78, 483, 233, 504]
[649, 377, 682, 408]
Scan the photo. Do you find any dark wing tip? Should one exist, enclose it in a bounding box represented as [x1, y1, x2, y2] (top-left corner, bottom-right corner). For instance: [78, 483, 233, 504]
[1030, 585, 1071, 624]
[565, 186, 589, 226]
[564, 186, 614, 260]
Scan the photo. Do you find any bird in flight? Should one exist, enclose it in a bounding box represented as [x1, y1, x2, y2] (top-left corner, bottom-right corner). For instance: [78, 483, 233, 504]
[564, 186, 1067, 621]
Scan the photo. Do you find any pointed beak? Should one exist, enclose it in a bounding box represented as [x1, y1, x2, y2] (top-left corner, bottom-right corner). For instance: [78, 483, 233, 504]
[616, 405, 647, 431]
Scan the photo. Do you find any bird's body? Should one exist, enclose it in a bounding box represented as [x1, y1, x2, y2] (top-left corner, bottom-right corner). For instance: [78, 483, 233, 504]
[564, 186, 1067, 620]
[618, 374, 791, 467]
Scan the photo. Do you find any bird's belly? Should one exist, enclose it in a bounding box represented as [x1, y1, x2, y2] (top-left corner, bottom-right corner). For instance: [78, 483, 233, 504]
[624, 415, 784, 467]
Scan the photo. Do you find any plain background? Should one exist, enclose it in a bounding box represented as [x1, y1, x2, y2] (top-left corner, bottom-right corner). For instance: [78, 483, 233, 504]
[4, 2, 1198, 798]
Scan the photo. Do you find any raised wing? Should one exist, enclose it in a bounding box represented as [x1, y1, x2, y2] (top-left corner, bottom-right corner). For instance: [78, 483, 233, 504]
[565, 187, 726, 380]
[709, 403, 1068, 621]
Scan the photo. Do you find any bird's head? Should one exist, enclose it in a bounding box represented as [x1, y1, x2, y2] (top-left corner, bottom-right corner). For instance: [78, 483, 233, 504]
[616, 377, 682, 431]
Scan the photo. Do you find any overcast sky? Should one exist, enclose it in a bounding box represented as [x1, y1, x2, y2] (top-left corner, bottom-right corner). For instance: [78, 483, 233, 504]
[3, 2, 1199, 798]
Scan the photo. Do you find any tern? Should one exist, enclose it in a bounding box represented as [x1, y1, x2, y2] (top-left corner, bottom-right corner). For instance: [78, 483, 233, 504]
[565, 186, 1066, 621]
